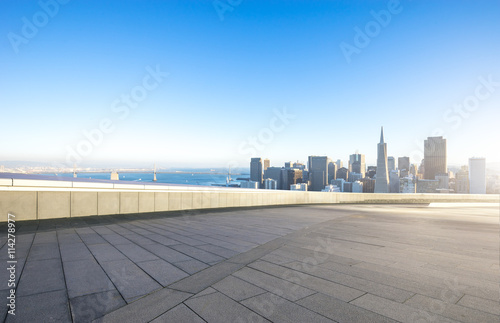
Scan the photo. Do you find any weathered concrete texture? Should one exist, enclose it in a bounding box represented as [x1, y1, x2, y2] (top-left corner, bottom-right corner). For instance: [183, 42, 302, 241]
[0, 204, 498, 323]
[71, 191, 98, 217]
[38, 191, 71, 219]
[98, 192, 120, 215]
[0, 191, 37, 220]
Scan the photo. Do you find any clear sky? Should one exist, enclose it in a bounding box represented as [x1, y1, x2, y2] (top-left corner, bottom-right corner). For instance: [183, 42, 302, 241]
[1, 0, 499, 169]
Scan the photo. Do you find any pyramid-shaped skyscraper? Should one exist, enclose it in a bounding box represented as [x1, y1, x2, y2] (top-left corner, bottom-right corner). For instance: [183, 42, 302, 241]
[374, 127, 390, 193]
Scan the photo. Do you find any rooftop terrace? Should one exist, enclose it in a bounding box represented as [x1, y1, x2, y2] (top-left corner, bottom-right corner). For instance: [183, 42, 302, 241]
[1, 203, 498, 322]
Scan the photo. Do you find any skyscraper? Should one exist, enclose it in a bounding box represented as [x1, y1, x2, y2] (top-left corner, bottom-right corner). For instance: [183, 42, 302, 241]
[328, 161, 337, 182]
[250, 158, 263, 188]
[349, 153, 366, 178]
[336, 167, 348, 181]
[374, 127, 389, 193]
[387, 156, 395, 172]
[263, 166, 282, 189]
[308, 156, 329, 191]
[335, 159, 343, 169]
[424, 136, 447, 180]
[469, 157, 486, 194]
[281, 168, 303, 190]
[263, 159, 270, 171]
[455, 166, 469, 194]
[398, 156, 410, 178]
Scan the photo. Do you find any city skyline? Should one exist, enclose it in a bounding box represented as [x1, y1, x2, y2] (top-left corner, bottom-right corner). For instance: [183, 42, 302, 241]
[1, 1, 499, 168]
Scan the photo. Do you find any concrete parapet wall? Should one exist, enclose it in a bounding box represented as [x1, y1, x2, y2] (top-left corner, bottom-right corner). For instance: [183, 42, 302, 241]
[0, 181, 498, 221]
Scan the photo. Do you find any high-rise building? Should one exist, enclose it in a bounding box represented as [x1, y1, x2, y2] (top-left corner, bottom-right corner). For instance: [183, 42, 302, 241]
[263, 159, 270, 171]
[387, 156, 395, 172]
[374, 127, 390, 193]
[335, 159, 343, 169]
[250, 158, 263, 188]
[398, 157, 410, 178]
[455, 166, 469, 194]
[264, 167, 282, 189]
[336, 167, 348, 181]
[389, 170, 400, 193]
[348, 172, 363, 182]
[410, 164, 418, 177]
[469, 158, 486, 194]
[424, 137, 447, 180]
[292, 162, 306, 170]
[281, 168, 303, 190]
[308, 156, 329, 191]
[360, 177, 375, 193]
[349, 153, 366, 178]
[328, 161, 337, 182]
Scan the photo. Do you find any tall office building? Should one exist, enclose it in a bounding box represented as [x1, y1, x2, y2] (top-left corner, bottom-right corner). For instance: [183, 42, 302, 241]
[336, 159, 343, 169]
[281, 168, 302, 190]
[336, 167, 348, 181]
[387, 156, 395, 172]
[263, 159, 270, 171]
[469, 158, 486, 194]
[328, 161, 337, 182]
[250, 158, 263, 188]
[264, 167, 282, 189]
[398, 157, 410, 178]
[424, 136, 447, 180]
[389, 170, 400, 193]
[374, 127, 390, 193]
[308, 156, 329, 191]
[349, 153, 366, 178]
[455, 166, 469, 194]
[410, 164, 418, 178]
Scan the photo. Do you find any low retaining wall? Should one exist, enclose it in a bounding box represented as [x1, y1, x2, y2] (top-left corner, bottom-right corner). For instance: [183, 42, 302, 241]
[0, 183, 497, 221]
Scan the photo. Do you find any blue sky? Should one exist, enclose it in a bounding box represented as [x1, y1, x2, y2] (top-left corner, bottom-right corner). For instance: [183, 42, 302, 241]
[1, 0, 499, 168]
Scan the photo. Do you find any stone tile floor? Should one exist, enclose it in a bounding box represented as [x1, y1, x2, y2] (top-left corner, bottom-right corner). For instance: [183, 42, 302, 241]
[0, 204, 498, 322]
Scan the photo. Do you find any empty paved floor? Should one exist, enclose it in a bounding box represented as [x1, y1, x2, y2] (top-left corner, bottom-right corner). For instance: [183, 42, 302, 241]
[0, 204, 498, 322]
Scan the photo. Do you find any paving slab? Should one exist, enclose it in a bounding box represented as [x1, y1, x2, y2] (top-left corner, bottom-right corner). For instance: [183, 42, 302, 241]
[232, 267, 316, 302]
[212, 275, 266, 301]
[6, 290, 71, 323]
[241, 292, 334, 323]
[297, 292, 398, 323]
[150, 304, 205, 323]
[94, 288, 192, 323]
[185, 291, 269, 323]
[63, 259, 115, 298]
[100, 259, 162, 302]
[70, 290, 126, 322]
[137, 258, 189, 286]
[16, 258, 66, 297]
[0, 204, 497, 323]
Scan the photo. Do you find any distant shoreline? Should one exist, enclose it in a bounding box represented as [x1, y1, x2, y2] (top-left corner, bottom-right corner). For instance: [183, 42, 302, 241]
[31, 171, 245, 175]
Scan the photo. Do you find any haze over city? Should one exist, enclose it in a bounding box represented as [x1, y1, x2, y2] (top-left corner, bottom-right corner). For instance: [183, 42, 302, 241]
[1, 0, 499, 168]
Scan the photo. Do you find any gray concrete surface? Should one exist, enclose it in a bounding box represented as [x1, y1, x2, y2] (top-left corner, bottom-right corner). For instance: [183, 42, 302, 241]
[0, 204, 498, 322]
